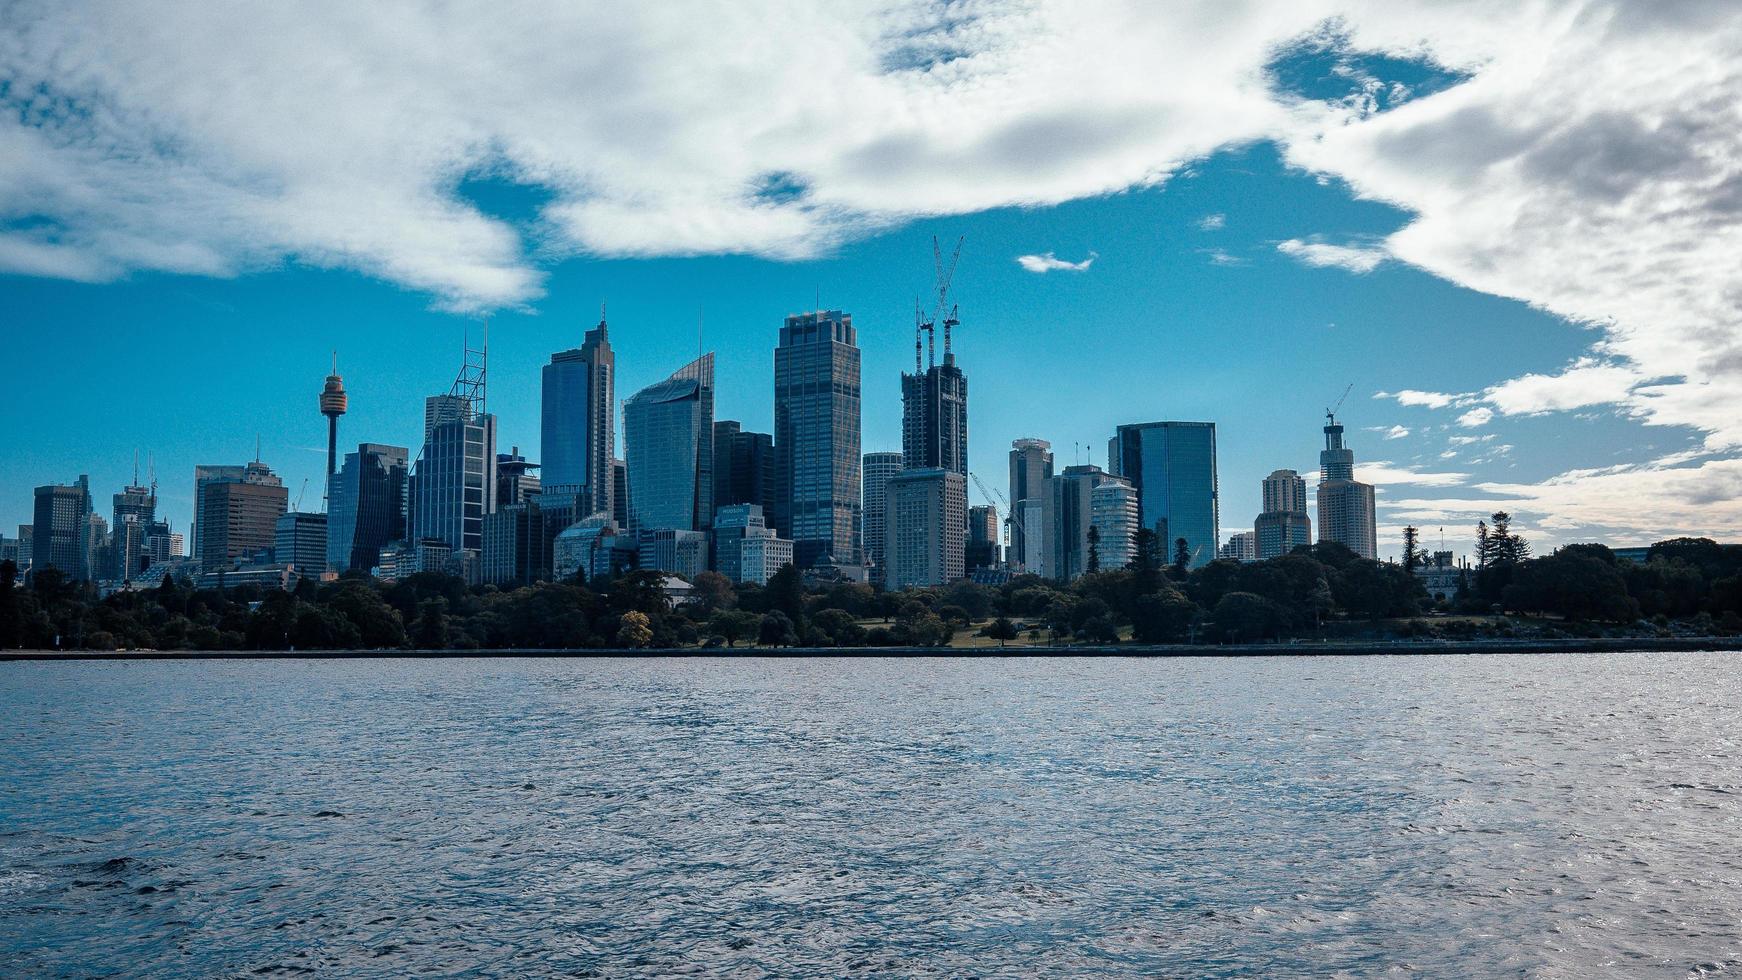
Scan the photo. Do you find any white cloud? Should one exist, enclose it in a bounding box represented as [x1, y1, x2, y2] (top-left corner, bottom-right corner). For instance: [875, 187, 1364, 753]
[1457, 407, 1495, 428]
[1310, 461, 1468, 487]
[1377, 389, 1467, 410]
[1380, 424, 1410, 439]
[1197, 213, 1226, 231]
[1199, 248, 1246, 267]
[1277, 237, 1389, 273]
[1016, 251, 1096, 273]
[1447, 434, 1493, 446]
[2, 0, 1741, 467]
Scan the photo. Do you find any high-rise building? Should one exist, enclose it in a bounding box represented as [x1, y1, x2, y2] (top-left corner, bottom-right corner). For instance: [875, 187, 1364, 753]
[496, 447, 542, 507]
[540, 317, 615, 518]
[195, 461, 288, 570]
[711, 504, 793, 585]
[774, 310, 861, 568]
[1089, 477, 1139, 571]
[480, 501, 559, 586]
[319, 355, 347, 501]
[326, 443, 408, 574]
[637, 528, 709, 580]
[610, 459, 629, 529]
[1255, 468, 1313, 560]
[32, 475, 93, 580]
[1008, 438, 1053, 570]
[860, 451, 904, 585]
[901, 347, 967, 475]
[111, 479, 160, 581]
[17, 525, 33, 570]
[624, 353, 715, 533]
[966, 504, 1000, 571]
[1220, 530, 1258, 562]
[1042, 465, 1126, 583]
[1317, 414, 1377, 559]
[1109, 421, 1219, 570]
[409, 343, 496, 558]
[275, 511, 329, 572]
[883, 467, 966, 590]
[553, 515, 623, 583]
[712, 421, 776, 518]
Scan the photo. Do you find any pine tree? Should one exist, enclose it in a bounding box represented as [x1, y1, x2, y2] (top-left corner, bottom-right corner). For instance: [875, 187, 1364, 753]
[1172, 537, 1191, 574]
[1475, 521, 1491, 569]
[1403, 526, 1422, 572]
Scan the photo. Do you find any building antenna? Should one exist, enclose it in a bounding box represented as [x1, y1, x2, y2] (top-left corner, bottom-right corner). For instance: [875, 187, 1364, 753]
[698, 304, 704, 359]
[255, 433, 261, 463]
[133, 449, 140, 487]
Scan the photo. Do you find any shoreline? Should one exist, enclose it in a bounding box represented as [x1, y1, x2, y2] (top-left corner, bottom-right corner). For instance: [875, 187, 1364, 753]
[4, 636, 1740, 661]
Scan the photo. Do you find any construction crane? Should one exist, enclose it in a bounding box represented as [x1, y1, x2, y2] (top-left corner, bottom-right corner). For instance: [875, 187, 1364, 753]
[293, 477, 309, 512]
[933, 235, 963, 358]
[1326, 382, 1354, 425]
[969, 471, 1025, 557]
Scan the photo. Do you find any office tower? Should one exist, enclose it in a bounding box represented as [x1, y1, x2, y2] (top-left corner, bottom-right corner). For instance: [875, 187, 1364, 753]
[901, 342, 967, 475]
[1317, 412, 1377, 559]
[480, 503, 556, 586]
[319, 355, 347, 499]
[1220, 531, 1258, 561]
[712, 504, 793, 584]
[967, 504, 1000, 570]
[1109, 421, 1220, 570]
[111, 478, 157, 580]
[496, 447, 542, 507]
[1008, 438, 1053, 569]
[195, 461, 288, 570]
[624, 352, 715, 533]
[637, 528, 708, 580]
[713, 421, 776, 517]
[326, 443, 408, 574]
[17, 525, 33, 570]
[0, 534, 17, 568]
[1255, 468, 1313, 560]
[1041, 465, 1125, 583]
[883, 467, 966, 590]
[32, 475, 93, 579]
[540, 317, 615, 517]
[774, 310, 861, 568]
[409, 340, 497, 558]
[553, 515, 622, 583]
[860, 451, 904, 585]
[275, 511, 329, 572]
[610, 459, 629, 528]
[1089, 477, 1139, 571]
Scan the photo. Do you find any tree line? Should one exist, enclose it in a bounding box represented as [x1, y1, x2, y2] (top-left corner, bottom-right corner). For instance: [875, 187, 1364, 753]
[1, 520, 1738, 651]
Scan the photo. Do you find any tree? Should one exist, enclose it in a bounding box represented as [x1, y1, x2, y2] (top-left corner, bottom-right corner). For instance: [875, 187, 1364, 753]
[766, 563, 806, 628]
[1086, 525, 1101, 575]
[708, 609, 761, 648]
[690, 571, 736, 613]
[758, 611, 798, 647]
[1402, 526, 1423, 573]
[810, 608, 865, 647]
[411, 597, 450, 648]
[1505, 549, 1637, 622]
[1172, 537, 1191, 575]
[984, 616, 1019, 647]
[616, 610, 653, 648]
[1131, 588, 1198, 643]
[1210, 592, 1282, 642]
[0, 560, 18, 649]
[1334, 560, 1422, 620]
[1130, 528, 1163, 593]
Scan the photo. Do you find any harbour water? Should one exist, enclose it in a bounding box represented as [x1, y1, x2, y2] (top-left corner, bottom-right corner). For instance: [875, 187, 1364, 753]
[2, 654, 1740, 976]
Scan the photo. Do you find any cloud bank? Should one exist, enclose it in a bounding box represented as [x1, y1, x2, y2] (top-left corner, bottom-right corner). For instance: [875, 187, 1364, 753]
[1016, 251, 1097, 273]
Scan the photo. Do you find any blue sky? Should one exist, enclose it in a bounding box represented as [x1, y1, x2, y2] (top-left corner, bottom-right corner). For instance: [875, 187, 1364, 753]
[3, 2, 1740, 553]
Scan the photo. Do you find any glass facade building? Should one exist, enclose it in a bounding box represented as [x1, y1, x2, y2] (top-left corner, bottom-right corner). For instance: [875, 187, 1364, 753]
[774, 310, 861, 568]
[540, 318, 614, 518]
[624, 353, 714, 533]
[410, 395, 497, 556]
[326, 443, 408, 574]
[1109, 421, 1219, 570]
[860, 451, 903, 584]
[32, 475, 93, 580]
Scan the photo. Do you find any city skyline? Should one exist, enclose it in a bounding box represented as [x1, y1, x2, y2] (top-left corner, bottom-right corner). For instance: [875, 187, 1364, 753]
[6, 5, 1741, 554]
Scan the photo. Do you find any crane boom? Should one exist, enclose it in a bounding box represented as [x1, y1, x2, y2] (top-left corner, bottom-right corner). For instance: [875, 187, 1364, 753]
[1326, 382, 1354, 424]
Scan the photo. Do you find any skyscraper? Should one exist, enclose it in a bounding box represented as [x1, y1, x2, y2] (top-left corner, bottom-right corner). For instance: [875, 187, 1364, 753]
[496, 447, 541, 507]
[32, 475, 92, 580]
[712, 421, 776, 520]
[1255, 468, 1312, 560]
[326, 443, 408, 574]
[624, 353, 715, 533]
[901, 344, 967, 475]
[274, 511, 328, 572]
[860, 451, 904, 585]
[540, 317, 615, 518]
[1109, 421, 1219, 570]
[966, 504, 1000, 570]
[409, 341, 496, 559]
[1008, 438, 1053, 570]
[1089, 477, 1139, 571]
[774, 310, 861, 568]
[111, 477, 161, 580]
[1317, 414, 1378, 559]
[1042, 465, 1123, 582]
[883, 467, 966, 590]
[194, 461, 288, 570]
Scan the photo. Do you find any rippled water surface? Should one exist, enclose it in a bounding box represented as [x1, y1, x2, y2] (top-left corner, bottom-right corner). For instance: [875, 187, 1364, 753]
[3, 654, 1742, 977]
